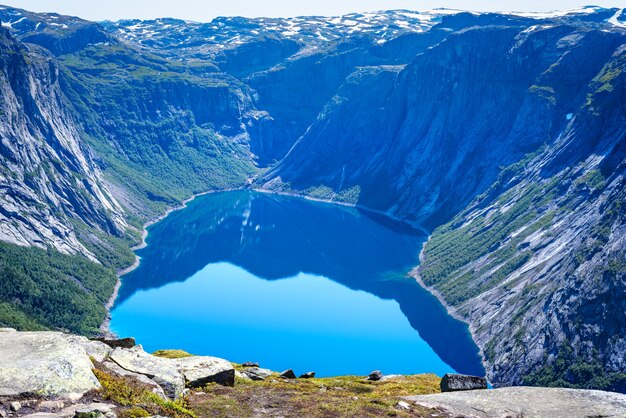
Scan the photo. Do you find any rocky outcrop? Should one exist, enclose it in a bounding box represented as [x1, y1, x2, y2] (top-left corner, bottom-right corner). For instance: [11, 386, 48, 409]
[108, 346, 185, 399]
[0, 330, 235, 405]
[440, 374, 487, 392]
[0, 26, 126, 258]
[405, 387, 626, 418]
[0, 329, 100, 400]
[174, 356, 235, 388]
[240, 367, 273, 381]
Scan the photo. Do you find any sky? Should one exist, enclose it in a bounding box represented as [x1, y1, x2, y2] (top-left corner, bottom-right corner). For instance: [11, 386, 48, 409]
[0, 0, 623, 22]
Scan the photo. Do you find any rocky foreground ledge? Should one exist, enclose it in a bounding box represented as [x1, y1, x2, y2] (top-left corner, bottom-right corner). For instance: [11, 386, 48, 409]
[1, 329, 625, 418]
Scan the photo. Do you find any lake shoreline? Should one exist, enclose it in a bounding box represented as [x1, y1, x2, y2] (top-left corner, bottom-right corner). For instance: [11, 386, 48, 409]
[99, 187, 243, 337]
[410, 242, 487, 378]
[101, 185, 429, 337]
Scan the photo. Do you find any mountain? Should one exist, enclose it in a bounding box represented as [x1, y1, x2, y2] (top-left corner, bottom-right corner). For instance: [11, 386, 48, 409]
[0, 3, 624, 391]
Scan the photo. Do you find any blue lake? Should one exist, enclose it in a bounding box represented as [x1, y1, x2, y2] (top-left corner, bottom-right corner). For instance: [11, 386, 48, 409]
[111, 190, 484, 377]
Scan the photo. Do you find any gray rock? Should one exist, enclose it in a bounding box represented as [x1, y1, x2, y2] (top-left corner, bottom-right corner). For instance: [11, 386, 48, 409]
[440, 374, 487, 392]
[242, 367, 273, 381]
[0, 409, 6, 418]
[0, 328, 16, 333]
[10, 402, 21, 412]
[235, 370, 252, 381]
[367, 370, 382, 381]
[172, 356, 235, 388]
[109, 346, 184, 399]
[279, 369, 296, 379]
[241, 362, 259, 368]
[0, 331, 100, 399]
[65, 337, 112, 364]
[404, 386, 626, 418]
[379, 374, 402, 382]
[22, 403, 117, 418]
[101, 360, 166, 399]
[91, 338, 135, 349]
[69, 403, 117, 418]
[396, 401, 410, 410]
[299, 372, 315, 379]
[39, 401, 65, 411]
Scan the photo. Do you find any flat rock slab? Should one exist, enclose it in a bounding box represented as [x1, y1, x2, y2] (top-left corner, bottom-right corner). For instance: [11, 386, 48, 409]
[173, 356, 235, 387]
[109, 346, 184, 400]
[20, 402, 117, 418]
[241, 367, 273, 381]
[404, 386, 626, 418]
[0, 331, 100, 399]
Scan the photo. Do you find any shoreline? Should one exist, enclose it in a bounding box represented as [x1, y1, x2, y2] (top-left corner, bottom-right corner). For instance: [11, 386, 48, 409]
[99, 187, 243, 337]
[409, 241, 487, 374]
[252, 187, 431, 236]
[100, 185, 433, 336]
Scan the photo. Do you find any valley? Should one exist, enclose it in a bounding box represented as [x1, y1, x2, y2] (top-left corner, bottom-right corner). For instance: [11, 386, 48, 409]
[0, 3, 624, 395]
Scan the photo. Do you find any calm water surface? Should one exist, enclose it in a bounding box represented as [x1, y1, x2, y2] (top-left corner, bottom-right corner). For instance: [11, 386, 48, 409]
[111, 191, 484, 377]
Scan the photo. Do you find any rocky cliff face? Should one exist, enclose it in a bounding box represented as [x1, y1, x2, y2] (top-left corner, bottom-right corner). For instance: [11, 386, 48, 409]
[261, 20, 625, 226]
[0, 27, 125, 258]
[418, 44, 626, 390]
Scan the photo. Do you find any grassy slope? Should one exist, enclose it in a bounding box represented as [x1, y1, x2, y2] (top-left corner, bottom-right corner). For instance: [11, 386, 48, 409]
[93, 356, 441, 418]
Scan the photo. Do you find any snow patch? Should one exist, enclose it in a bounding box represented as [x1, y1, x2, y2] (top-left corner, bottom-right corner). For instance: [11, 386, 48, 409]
[508, 6, 602, 19]
[608, 8, 626, 27]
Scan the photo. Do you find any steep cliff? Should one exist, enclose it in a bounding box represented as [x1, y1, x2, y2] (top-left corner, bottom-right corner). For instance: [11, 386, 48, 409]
[0, 27, 125, 257]
[418, 44, 626, 391]
[258, 17, 626, 390]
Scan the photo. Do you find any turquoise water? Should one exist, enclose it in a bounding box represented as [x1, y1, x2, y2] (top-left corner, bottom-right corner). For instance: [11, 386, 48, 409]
[111, 190, 484, 377]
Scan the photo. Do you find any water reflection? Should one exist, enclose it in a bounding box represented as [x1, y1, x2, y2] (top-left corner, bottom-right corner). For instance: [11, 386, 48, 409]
[113, 190, 484, 376]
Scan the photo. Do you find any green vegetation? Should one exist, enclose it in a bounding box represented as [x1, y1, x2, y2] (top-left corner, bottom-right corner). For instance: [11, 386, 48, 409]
[524, 342, 626, 393]
[0, 241, 116, 335]
[58, 43, 258, 218]
[153, 349, 194, 359]
[529, 85, 556, 105]
[93, 365, 195, 418]
[301, 185, 361, 204]
[585, 53, 625, 110]
[92, 353, 441, 418]
[188, 374, 441, 418]
[420, 181, 552, 304]
[574, 169, 605, 191]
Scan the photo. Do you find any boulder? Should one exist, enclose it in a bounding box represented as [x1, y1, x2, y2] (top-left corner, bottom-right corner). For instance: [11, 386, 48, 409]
[279, 369, 296, 379]
[0, 331, 100, 399]
[109, 346, 184, 399]
[91, 338, 135, 349]
[242, 367, 273, 381]
[368, 370, 383, 381]
[440, 374, 487, 392]
[235, 370, 252, 381]
[172, 356, 235, 387]
[241, 362, 259, 368]
[101, 360, 167, 399]
[65, 336, 112, 363]
[299, 372, 315, 379]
